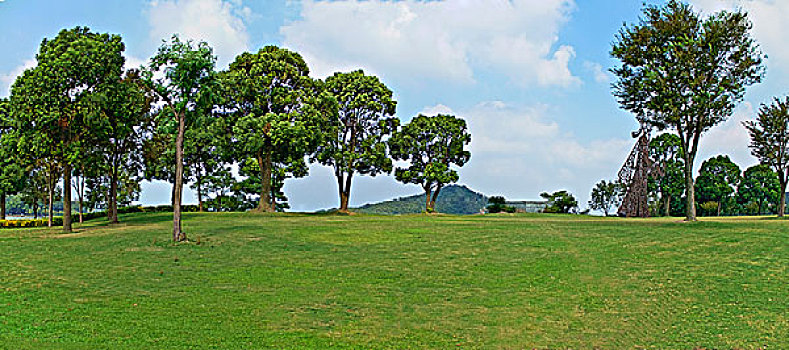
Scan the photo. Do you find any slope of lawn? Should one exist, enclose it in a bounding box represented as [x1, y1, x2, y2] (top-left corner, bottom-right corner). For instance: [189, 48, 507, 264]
[0, 212, 786, 349]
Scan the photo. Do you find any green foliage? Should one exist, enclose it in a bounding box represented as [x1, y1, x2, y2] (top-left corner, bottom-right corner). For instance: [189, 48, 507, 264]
[315, 70, 399, 210]
[220, 46, 330, 212]
[389, 114, 471, 212]
[611, 0, 764, 220]
[744, 97, 789, 216]
[0, 97, 25, 201]
[540, 190, 578, 214]
[10, 26, 127, 231]
[355, 185, 487, 215]
[648, 133, 686, 216]
[737, 164, 780, 215]
[695, 155, 741, 216]
[588, 180, 623, 216]
[486, 196, 516, 213]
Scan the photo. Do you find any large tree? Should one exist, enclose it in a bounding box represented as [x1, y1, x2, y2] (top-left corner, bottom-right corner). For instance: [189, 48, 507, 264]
[648, 133, 686, 216]
[744, 97, 789, 217]
[145, 35, 216, 241]
[10, 27, 125, 232]
[316, 70, 398, 212]
[220, 46, 329, 212]
[389, 114, 471, 213]
[95, 69, 152, 223]
[611, 1, 764, 221]
[737, 164, 780, 216]
[695, 155, 741, 216]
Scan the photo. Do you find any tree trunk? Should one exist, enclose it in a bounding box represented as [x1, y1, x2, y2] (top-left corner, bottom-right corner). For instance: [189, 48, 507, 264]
[0, 192, 5, 220]
[47, 172, 54, 227]
[716, 200, 722, 217]
[683, 152, 697, 221]
[110, 169, 119, 224]
[257, 151, 274, 212]
[172, 113, 186, 241]
[33, 203, 38, 220]
[63, 163, 72, 233]
[779, 172, 787, 218]
[337, 171, 353, 212]
[430, 184, 443, 213]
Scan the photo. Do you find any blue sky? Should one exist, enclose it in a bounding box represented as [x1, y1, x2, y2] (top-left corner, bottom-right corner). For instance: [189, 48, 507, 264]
[2, 0, 787, 211]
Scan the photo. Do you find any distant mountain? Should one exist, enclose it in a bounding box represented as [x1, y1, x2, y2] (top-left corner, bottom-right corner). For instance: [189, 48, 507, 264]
[354, 185, 488, 215]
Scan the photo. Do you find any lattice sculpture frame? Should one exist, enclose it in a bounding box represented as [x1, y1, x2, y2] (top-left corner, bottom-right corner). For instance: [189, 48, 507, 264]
[616, 126, 662, 218]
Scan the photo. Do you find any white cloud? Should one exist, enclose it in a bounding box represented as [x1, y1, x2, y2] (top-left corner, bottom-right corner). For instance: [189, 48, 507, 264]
[583, 61, 610, 84]
[417, 101, 630, 205]
[0, 59, 36, 97]
[147, 0, 250, 68]
[281, 0, 580, 87]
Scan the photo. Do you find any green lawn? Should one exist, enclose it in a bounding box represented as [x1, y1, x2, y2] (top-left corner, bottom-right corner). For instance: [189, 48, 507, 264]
[0, 212, 786, 349]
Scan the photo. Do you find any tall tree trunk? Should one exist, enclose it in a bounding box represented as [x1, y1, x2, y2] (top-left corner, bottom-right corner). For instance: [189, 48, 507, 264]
[110, 168, 119, 224]
[63, 163, 72, 233]
[0, 192, 5, 220]
[430, 184, 443, 213]
[47, 171, 54, 227]
[337, 171, 353, 212]
[173, 113, 186, 241]
[33, 203, 38, 220]
[778, 169, 789, 218]
[257, 151, 274, 212]
[683, 152, 697, 221]
[716, 200, 722, 217]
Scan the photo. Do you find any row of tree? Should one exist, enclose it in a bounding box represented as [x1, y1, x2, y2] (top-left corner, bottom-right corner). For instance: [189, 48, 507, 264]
[610, 0, 789, 220]
[590, 134, 788, 217]
[0, 27, 471, 240]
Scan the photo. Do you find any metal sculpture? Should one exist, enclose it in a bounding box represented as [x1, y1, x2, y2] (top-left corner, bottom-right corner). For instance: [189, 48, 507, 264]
[617, 124, 661, 217]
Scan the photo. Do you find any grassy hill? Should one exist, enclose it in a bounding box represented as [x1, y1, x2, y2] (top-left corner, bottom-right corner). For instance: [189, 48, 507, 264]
[354, 184, 488, 215]
[1, 212, 787, 348]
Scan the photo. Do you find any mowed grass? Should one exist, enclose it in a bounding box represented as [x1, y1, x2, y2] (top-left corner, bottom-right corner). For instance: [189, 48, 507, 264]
[0, 212, 786, 349]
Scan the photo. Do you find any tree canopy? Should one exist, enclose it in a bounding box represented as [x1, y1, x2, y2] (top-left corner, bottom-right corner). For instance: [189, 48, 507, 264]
[588, 180, 622, 217]
[744, 97, 789, 217]
[389, 114, 471, 213]
[611, 0, 764, 221]
[220, 46, 330, 212]
[315, 70, 398, 212]
[737, 164, 780, 215]
[695, 155, 741, 216]
[10, 26, 126, 232]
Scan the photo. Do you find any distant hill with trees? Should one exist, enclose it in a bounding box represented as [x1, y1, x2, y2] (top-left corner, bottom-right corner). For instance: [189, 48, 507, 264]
[354, 185, 487, 215]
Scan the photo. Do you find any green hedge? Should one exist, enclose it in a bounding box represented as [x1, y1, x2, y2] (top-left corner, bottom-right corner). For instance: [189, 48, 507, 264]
[1, 204, 202, 229]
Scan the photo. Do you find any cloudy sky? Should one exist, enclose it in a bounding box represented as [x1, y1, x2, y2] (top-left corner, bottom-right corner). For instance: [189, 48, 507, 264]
[1, 0, 787, 211]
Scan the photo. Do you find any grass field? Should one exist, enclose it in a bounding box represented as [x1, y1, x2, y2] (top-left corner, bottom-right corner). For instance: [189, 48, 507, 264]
[0, 212, 786, 349]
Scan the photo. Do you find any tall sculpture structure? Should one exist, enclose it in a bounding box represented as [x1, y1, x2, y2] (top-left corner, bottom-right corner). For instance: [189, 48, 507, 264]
[617, 124, 660, 217]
